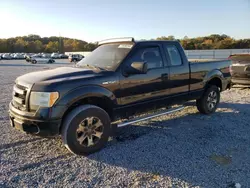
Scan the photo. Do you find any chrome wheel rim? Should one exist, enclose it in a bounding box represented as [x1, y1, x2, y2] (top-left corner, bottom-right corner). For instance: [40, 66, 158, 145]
[207, 91, 217, 110]
[76, 117, 104, 147]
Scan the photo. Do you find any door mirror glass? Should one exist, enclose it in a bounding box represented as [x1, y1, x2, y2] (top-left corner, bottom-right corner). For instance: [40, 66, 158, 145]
[126, 62, 148, 75]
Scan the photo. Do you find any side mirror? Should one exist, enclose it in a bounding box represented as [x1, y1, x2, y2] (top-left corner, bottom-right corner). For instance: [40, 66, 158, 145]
[125, 62, 148, 75]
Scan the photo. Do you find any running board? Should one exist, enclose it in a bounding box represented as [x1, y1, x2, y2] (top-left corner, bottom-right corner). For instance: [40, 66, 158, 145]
[117, 106, 185, 128]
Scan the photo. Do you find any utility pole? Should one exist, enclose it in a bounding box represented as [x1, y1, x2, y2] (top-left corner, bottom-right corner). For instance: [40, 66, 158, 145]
[59, 32, 61, 53]
[59, 32, 64, 54]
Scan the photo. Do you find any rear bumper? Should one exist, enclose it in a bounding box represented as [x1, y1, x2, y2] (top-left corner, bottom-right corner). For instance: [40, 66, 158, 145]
[232, 78, 250, 86]
[9, 102, 61, 137]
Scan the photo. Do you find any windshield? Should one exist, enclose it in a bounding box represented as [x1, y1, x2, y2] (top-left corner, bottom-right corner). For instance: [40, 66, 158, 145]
[76, 43, 134, 70]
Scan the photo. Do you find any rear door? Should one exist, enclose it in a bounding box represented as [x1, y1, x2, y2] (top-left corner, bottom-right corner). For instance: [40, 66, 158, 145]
[163, 43, 190, 95]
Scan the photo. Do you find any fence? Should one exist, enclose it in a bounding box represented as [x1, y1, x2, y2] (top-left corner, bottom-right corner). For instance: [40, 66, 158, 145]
[65, 49, 250, 59]
[185, 49, 250, 59]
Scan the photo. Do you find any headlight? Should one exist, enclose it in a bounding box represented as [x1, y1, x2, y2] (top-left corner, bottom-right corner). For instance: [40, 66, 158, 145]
[30, 92, 59, 110]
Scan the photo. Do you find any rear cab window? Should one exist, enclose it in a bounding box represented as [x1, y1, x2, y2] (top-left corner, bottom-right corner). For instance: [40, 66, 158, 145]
[164, 44, 182, 66]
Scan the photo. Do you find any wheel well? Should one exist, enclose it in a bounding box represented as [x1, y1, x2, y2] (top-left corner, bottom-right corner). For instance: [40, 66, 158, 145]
[61, 97, 114, 131]
[207, 77, 222, 91]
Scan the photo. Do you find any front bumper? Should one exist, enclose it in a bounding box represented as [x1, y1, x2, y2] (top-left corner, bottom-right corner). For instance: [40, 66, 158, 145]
[9, 102, 61, 137]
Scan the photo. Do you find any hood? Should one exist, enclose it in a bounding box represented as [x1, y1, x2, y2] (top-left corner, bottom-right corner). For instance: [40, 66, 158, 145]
[16, 67, 97, 87]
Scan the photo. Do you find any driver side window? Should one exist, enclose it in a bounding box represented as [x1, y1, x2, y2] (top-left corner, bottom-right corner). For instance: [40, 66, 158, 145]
[128, 47, 163, 69]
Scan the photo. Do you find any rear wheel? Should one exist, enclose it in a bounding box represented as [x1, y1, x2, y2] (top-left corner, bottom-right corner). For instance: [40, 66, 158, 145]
[31, 60, 37, 64]
[61, 105, 111, 155]
[196, 85, 220, 114]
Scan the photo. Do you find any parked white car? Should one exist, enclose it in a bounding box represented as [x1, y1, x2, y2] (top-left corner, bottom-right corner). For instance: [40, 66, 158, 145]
[13, 54, 25, 59]
[2, 54, 12, 60]
[51, 53, 60, 59]
[26, 56, 55, 64]
[42, 53, 52, 58]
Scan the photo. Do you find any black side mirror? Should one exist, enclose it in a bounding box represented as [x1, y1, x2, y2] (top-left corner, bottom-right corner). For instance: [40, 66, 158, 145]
[125, 62, 148, 75]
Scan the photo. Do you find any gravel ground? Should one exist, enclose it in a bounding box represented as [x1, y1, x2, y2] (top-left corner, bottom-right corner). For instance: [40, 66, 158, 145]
[0, 60, 250, 188]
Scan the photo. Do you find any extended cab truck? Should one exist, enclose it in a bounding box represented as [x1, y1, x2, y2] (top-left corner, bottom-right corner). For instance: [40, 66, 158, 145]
[9, 38, 231, 155]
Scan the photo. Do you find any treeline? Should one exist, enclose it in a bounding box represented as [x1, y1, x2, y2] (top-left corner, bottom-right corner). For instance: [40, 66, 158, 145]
[156, 34, 250, 50]
[0, 34, 98, 53]
[0, 34, 250, 53]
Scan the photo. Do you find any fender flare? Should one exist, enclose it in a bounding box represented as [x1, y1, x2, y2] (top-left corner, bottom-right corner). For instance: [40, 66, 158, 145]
[56, 85, 117, 112]
[203, 69, 224, 88]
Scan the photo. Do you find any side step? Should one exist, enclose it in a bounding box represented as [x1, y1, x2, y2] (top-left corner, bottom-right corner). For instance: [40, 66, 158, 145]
[117, 106, 185, 128]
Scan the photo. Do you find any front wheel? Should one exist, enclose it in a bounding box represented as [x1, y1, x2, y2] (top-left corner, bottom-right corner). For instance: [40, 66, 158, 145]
[61, 105, 111, 155]
[196, 85, 220, 114]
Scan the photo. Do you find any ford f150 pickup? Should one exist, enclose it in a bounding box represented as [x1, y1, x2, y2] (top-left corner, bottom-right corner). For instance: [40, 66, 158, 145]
[9, 38, 232, 155]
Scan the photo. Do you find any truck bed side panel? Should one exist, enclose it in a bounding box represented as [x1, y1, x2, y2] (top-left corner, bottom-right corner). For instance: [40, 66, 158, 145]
[189, 60, 231, 91]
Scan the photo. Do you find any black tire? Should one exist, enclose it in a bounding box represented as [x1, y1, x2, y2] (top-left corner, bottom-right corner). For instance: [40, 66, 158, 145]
[48, 59, 54, 64]
[196, 85, 220, 114]
[31, 60, 37, 64]
[61, 105, 111, 155]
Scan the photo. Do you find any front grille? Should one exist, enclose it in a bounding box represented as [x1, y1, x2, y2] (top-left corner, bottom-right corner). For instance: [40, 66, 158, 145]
[12, 84, 28, 111]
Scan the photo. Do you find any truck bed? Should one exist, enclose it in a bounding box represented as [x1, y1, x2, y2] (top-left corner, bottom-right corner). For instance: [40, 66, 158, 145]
[189, 59, 231, 91]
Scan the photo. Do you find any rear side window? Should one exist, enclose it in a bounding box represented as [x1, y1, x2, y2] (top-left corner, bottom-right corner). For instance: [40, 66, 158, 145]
[164, 45, 182, 66]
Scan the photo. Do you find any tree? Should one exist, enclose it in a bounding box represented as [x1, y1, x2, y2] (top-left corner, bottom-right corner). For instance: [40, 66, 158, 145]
[84, 43, 98, 51]
[156, 35, 175, 40]
[34, 40, 43, 52]
[14, 38, 27, 52]
[45, 41, 59, 52]
[0, 34, 249, 53]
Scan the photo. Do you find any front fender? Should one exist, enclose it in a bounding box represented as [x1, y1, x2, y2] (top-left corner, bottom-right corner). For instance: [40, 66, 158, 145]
[59, 85, 117, 106]
[50, 86, 117, 119]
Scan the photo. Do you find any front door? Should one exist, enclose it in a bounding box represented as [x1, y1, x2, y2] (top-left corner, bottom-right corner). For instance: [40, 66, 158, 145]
[118, 44, 170, 115]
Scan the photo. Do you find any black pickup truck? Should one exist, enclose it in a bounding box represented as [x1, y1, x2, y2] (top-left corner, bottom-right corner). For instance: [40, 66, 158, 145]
[9, 38, 231, 155]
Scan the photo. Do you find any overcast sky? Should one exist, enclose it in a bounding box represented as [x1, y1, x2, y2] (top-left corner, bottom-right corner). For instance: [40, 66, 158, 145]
[0, 0, 249, 42]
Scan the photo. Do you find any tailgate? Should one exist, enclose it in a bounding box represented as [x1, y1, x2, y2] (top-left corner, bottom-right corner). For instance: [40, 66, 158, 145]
[229, 54, 250, 78]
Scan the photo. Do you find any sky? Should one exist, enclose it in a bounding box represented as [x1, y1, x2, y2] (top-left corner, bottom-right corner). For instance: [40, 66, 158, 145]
[0, 0, 250, 42]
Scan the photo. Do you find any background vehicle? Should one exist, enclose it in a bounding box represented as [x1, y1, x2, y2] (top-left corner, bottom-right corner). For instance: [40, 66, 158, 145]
[59, 54, 68, 59]
[13, 53, 25, 59]
[68, 54, 84, 62]
[42, 53, 52, 58]
[9, 38, 231, 155]
[2, 54, 12, 60]
[229, 54, 250, 86]
[51, 53, 61, 59]
[25, 56, 55, 64]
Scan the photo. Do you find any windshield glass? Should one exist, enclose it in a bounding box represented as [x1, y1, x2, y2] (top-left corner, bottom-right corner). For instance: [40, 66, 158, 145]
[76, 43, 134, 70]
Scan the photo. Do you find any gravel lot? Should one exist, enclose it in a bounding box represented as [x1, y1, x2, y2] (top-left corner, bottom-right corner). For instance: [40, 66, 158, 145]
[0, 60, 250, 188]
